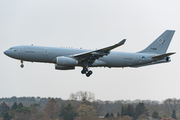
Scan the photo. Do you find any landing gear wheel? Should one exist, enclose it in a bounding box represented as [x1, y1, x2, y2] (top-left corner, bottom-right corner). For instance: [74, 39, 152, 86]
[86, 71, 93, 77]
[81, 70, 86, 74]
[86, 73, 90, 77]
[88, 71, 93, 75]
[20, 64, 24, 68]
[81, 66, 93, 77]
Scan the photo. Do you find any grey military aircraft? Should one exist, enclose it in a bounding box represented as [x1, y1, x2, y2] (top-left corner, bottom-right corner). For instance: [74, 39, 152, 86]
[4, 30, 176, 77]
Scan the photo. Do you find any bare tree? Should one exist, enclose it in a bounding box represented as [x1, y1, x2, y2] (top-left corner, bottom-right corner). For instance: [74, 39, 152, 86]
[44, 98, 59, 119]
[69, 91, 95, 103]
[164, 98, 180, 116]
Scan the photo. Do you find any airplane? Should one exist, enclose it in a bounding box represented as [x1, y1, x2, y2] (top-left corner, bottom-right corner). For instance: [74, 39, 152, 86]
[4, 30, 176, 77]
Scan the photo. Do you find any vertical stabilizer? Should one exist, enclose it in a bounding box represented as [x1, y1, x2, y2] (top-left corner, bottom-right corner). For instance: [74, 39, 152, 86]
[138, 30, 175, 54]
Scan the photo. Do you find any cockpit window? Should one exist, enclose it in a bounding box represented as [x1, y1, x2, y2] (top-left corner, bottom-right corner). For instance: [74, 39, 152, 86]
[9, 48, 16, 51]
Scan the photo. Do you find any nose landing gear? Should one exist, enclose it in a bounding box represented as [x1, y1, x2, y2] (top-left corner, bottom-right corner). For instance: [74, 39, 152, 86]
[20, 60, 24, 68]
[81, 67, 93, 77]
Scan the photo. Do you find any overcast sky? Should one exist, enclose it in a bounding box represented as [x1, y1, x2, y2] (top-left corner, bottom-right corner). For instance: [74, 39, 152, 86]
[0, 0, 180, 101]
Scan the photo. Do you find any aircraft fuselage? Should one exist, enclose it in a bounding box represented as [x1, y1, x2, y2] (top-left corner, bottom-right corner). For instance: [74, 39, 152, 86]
[4, 45, 156, 68]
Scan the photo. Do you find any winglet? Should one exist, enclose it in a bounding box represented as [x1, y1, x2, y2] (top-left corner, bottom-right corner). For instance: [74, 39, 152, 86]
[118, 39, 126, 46]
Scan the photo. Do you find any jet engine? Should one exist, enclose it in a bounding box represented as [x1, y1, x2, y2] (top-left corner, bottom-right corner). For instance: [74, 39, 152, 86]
[55, 64, 75, 70]
[56, 56, 78, 66]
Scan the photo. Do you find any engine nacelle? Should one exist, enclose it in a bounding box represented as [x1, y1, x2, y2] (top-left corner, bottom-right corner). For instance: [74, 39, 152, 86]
[55, 64, 75, 70]
[56, 56, 78, 66]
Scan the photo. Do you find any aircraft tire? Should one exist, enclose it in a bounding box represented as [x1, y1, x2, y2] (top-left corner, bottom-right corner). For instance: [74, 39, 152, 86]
[88, 71, 92, 75]
[86, 73, 90, 77]
[81, 70, 85, 74]
[20, 64, 24, 68]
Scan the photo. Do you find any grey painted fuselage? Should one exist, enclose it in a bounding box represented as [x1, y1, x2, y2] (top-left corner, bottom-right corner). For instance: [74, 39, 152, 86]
[4, 30, 176, 76]
[4, 45, 154, 67]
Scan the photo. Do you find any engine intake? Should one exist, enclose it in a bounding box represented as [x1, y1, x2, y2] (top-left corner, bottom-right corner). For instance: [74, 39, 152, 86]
[56, 56, 78, 66]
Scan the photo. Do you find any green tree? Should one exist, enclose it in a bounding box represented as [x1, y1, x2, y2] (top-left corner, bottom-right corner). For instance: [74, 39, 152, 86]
[11, 102, 18, 110]
[171, 110, 177, 119]
[12, 107, 31, 120]
[121, 106, 125, 117]
[30, 103, 41, 114]
[15, 106, 31, 113]
[59, 104, 66, 117]
[105, 113, 109, 118]
[30, 103, 41, 108]
[59, 103, 77, 120]
[127, 104, 134, 117]
[110, 113, 114, 117]
[0, 102, 10, 117]
[152, 110, 159, 118]
[117, 111, 120, 117]
[17, 102, 23, 109]
[133, 102, 148, 120]
[3, 112, 11, 120]
[121, 104, 134, 117]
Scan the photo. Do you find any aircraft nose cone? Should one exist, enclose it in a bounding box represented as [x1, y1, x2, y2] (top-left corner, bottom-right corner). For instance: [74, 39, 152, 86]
[4, 50, 9, 56]
[4, 50, 8, 55]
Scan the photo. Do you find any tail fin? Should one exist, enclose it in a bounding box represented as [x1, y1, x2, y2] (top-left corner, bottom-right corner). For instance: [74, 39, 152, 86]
[138, 30, 175, 54]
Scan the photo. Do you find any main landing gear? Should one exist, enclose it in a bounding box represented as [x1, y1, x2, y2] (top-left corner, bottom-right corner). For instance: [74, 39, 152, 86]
[20, 60, 24, 68]
[81, 67, 93, 77]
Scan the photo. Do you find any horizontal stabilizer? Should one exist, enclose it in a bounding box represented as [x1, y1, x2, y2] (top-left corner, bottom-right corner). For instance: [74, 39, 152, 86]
[152, 52, 176, 60]
[132, 60, 170, 68]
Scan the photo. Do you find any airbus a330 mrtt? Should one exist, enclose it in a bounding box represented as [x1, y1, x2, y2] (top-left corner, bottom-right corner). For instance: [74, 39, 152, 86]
[4, 30, 176, 77]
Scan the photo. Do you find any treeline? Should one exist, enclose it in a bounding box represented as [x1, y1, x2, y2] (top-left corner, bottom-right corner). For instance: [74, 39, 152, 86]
[0, 91, 180, 120]
[0, 96, 62, 110]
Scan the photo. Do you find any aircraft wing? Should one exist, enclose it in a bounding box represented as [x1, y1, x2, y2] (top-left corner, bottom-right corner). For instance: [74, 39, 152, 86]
[71, 39, 126, 62]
